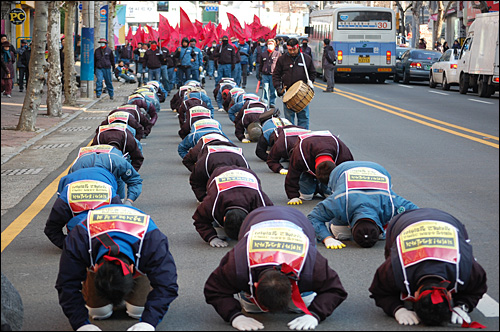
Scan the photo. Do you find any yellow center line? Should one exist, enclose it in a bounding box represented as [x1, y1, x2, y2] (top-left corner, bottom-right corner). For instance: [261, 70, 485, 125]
[313, 82, 499, 148]
[1, 140, 92, 252]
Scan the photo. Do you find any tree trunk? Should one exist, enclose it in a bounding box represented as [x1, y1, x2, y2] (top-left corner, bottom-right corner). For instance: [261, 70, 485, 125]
[16, 1, 49, 132]
[411, 1, 423, 48]
[64, 1, 79, 106]
[94, 1, 101, 46]
[108, 1, 116, 51]
[47, 0, 63, 117]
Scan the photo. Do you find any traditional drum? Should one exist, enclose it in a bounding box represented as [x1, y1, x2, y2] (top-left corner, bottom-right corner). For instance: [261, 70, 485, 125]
[282, 80, 314, 113]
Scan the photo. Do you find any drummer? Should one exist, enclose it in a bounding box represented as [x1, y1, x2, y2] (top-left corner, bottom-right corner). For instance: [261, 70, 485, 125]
[272, 38, 316, 130]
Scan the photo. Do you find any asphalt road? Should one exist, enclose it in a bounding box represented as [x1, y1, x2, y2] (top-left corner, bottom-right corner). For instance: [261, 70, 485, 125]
[1, 73, 498, 331]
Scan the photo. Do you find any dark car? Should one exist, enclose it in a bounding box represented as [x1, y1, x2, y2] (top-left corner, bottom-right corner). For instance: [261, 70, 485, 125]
[393, 49, 442, 84]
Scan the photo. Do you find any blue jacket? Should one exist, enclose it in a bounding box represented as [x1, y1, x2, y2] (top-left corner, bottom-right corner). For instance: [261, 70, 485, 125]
[55, 205, 178, 330]
[190, 46, 203, 68]
[307, 161, 419, 242]
[238, 43, 251, 64]
[177, 120, 230, 158]
[178, 46, 194, 67]
[45, 167, 122, 249]
[69, 147, 142, 201]
[183, 91, 215, 118]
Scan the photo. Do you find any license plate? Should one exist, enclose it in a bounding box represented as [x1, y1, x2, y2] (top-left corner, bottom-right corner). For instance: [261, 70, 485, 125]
[425, 65, 431, 70]
[358, 56, 370, 63]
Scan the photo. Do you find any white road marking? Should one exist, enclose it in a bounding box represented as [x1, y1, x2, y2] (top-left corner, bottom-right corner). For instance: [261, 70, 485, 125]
[429, 90, 449, 95]
[476, 294, 499, 317]
[468, 98, 494, 105]
[398, 84, 413, 88]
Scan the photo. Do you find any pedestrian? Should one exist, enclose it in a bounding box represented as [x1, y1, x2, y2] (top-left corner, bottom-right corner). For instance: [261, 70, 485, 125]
[55, 204, 179, 331]
[177, 118, 229, 159]
[133, 42, 146, 87]
[159, 45, 171, 95]
[255, 110, 293, 162]
[418, 38, 427, 49]
[44, 167, 122, 249]
[118, 39, 133, 65]
[172, 37, 195, 87]
[16, 39, 28, 92]
[189, 38, 203, 82]
[434, 41, 443, 53]
[258, 39, 280, 108]
[369, 208, 487, 327]
[205, 40, 217, 79]
[300, 38, 312, 59]
[265, 125, 310, 173]
[144, 41, 162, 83]
[322, 38, 336, 93]
[442, 41, 449, 52]
[69, 144, 143, 204]
[204, 205, 348, 330]
[189, 145, 250, 202]
[182, 133, 234, 172]
[285, 130, 354, 205]
[253, 38, 267, 77]
[307, 161, 419, 250]
[91, 123, 144, 172]
[273, 38, 316, 129]
[214, 35, 236, 84]
[94, 38, 114, 100]
[452, 39, 461, 50]
[238, 39, 250, 88]
[231, 37, 242, 86]
[1, 41, 15, 98]
[114, 60, 136, 83]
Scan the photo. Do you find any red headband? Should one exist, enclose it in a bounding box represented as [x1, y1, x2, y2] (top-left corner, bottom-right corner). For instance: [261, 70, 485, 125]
[101, 255, 131, 276]
[287, 44, 299, 50]
[315, 155, 334, 169]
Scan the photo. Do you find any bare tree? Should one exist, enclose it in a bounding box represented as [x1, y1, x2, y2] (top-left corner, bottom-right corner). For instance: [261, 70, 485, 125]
[430, 1, 455, 47]
[16, 1, 49, 132]
[395, 1, 412, 38]
[108, 1, 117, 51]
[94, 1, 101, 46]
[63, 1, 79, 106]
[410, 1, 423, 48]
[46, 0, 63, 117]
[471, 1, 491, 13]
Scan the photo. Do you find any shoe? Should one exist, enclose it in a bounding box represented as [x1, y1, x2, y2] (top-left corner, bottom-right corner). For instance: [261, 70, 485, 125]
[110, 96, 114, 100]
[323, 89, 333, 93]
[96, 95, 101, 98]
[7, 94, 11, 98]
[218, 108, 225, 112]
[19, 89, 23, 92]
[242, 85, 246, 89]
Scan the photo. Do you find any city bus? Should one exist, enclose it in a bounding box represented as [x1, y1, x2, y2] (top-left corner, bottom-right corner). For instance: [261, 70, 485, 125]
[309, 5, 396, 83]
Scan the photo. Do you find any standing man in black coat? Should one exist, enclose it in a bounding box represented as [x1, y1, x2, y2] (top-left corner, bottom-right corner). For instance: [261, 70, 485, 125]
[322, 38, 336, 93]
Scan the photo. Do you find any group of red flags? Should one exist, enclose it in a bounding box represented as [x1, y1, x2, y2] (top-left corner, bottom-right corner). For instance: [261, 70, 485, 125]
[125, 8, 277, 52]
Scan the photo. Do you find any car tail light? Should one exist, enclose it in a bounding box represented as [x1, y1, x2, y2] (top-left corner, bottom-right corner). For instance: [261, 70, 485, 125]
[450, 64, 457, 69]
[410, 62, 421, 68]
[337, 50, 343, 64]
[494, 77, 499, 83]
[386, 51, 391, 64]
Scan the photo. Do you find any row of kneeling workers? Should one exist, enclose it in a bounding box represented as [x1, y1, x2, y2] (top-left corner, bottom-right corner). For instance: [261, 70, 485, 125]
[44, 78, 488, 331]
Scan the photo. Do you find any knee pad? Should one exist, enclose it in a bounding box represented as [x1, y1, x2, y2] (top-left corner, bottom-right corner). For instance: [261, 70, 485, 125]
[330, 224, 351, 241]
[86, 304, 113, 320]
[125, 302, 144, 319]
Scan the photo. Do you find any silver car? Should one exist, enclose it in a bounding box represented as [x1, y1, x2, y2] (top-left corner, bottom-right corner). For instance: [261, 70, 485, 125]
[394, 49, 442, 84]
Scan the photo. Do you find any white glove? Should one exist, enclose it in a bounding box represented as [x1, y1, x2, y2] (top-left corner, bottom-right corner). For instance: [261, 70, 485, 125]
[323, 237, 346, 249]
[287, 314, 318, 330]
[307, 80, 314, 90]
[232, 315, 264, 331]
[209, 237, 228, 248]
[199, 66, 203, 72]
[77, 324, 102, 331]
[242, 138, 251, 143]
[287, 198, 303, 205]
[127, 322, 155, 331]
[451, 306, 471, 325]
[394, 307, 420, 325]
[279, 169, 288, 175]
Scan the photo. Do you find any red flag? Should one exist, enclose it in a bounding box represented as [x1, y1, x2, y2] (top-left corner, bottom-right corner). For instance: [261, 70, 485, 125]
[146, 25, 159, 43]
[126, 26, 133, 43]
[227, 13, 246, 40]
[165, 24, 180, 53]
[253, 15, 261, 27]
[195, 19, 204, 40]
[201, 22, 217, 48]
[135, 24, 144, 44]
[244, 22, 252, 40]
[159, 14, 172, 42]
[264, 24, 277, 40]
[216, 23, 223, 42]
[180, 7, 197, 39]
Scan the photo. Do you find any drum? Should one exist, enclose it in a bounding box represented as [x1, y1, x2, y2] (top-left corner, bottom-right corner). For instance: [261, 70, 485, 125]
[282, 81, 314, 113]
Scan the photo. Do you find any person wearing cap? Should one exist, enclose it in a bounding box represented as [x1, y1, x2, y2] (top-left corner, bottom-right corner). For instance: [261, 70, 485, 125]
[322, 39, 336, 93]
[259, 39, 280, 108]
[188, 38, 203, 82]
[172, 37, 195, 86]
[177, 118, 229, 159]
[255, 110, 294, 162]
[300, 38, 312, 59]
[307, 161, 419, 250]
[69, 145, 143, 206]
[193, 166, 273, 248]
[16, 39, 29, 92]
[285, 131, 353, 205]
[214, 36, 236, 84]
[204, 205, 347, 330]
[265, 124, 309, 173]
[94, 38, 115, 100]
[189, 145, 250, 202]
[369, 208, 487, 327]
[55, 204, 179, 331]
[273, 38, 316, 130]
[44, 167, 122, 249]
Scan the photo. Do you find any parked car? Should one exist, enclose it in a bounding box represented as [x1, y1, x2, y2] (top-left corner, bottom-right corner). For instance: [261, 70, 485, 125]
[429, 48, 460, 90]
[393, 49, 442, 83]
[395, 46, 410, 63]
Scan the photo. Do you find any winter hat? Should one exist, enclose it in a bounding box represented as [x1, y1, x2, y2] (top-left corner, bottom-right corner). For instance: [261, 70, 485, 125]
[352, 219, 380, 248]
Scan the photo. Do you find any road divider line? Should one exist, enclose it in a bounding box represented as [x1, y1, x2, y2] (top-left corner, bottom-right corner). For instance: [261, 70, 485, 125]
[398, 84, 413, 88]
[468, 98, 494, 105]
[476, 294, 499, 317]
[429, 90, 449, 95]
[312, 82, 498, 146]
[1, 140, 92, 253]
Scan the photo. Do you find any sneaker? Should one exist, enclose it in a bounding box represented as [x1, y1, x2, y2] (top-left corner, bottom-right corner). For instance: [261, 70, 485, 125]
[7, 94, 12, 98]
[218, 108, 225, 112]
[110, 96, 114, 100]
[96, 95, 101, 98]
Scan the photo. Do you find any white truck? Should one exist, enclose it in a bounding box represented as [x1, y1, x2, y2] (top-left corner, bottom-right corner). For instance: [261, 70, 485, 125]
[457, 12, 499, 98]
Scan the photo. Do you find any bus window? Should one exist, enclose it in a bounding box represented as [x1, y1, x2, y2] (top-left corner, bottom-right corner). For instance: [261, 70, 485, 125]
[337, 11, 392, 30]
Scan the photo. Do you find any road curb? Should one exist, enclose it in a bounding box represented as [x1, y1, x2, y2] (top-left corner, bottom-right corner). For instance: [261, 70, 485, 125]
[1, 98, 102, 166]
